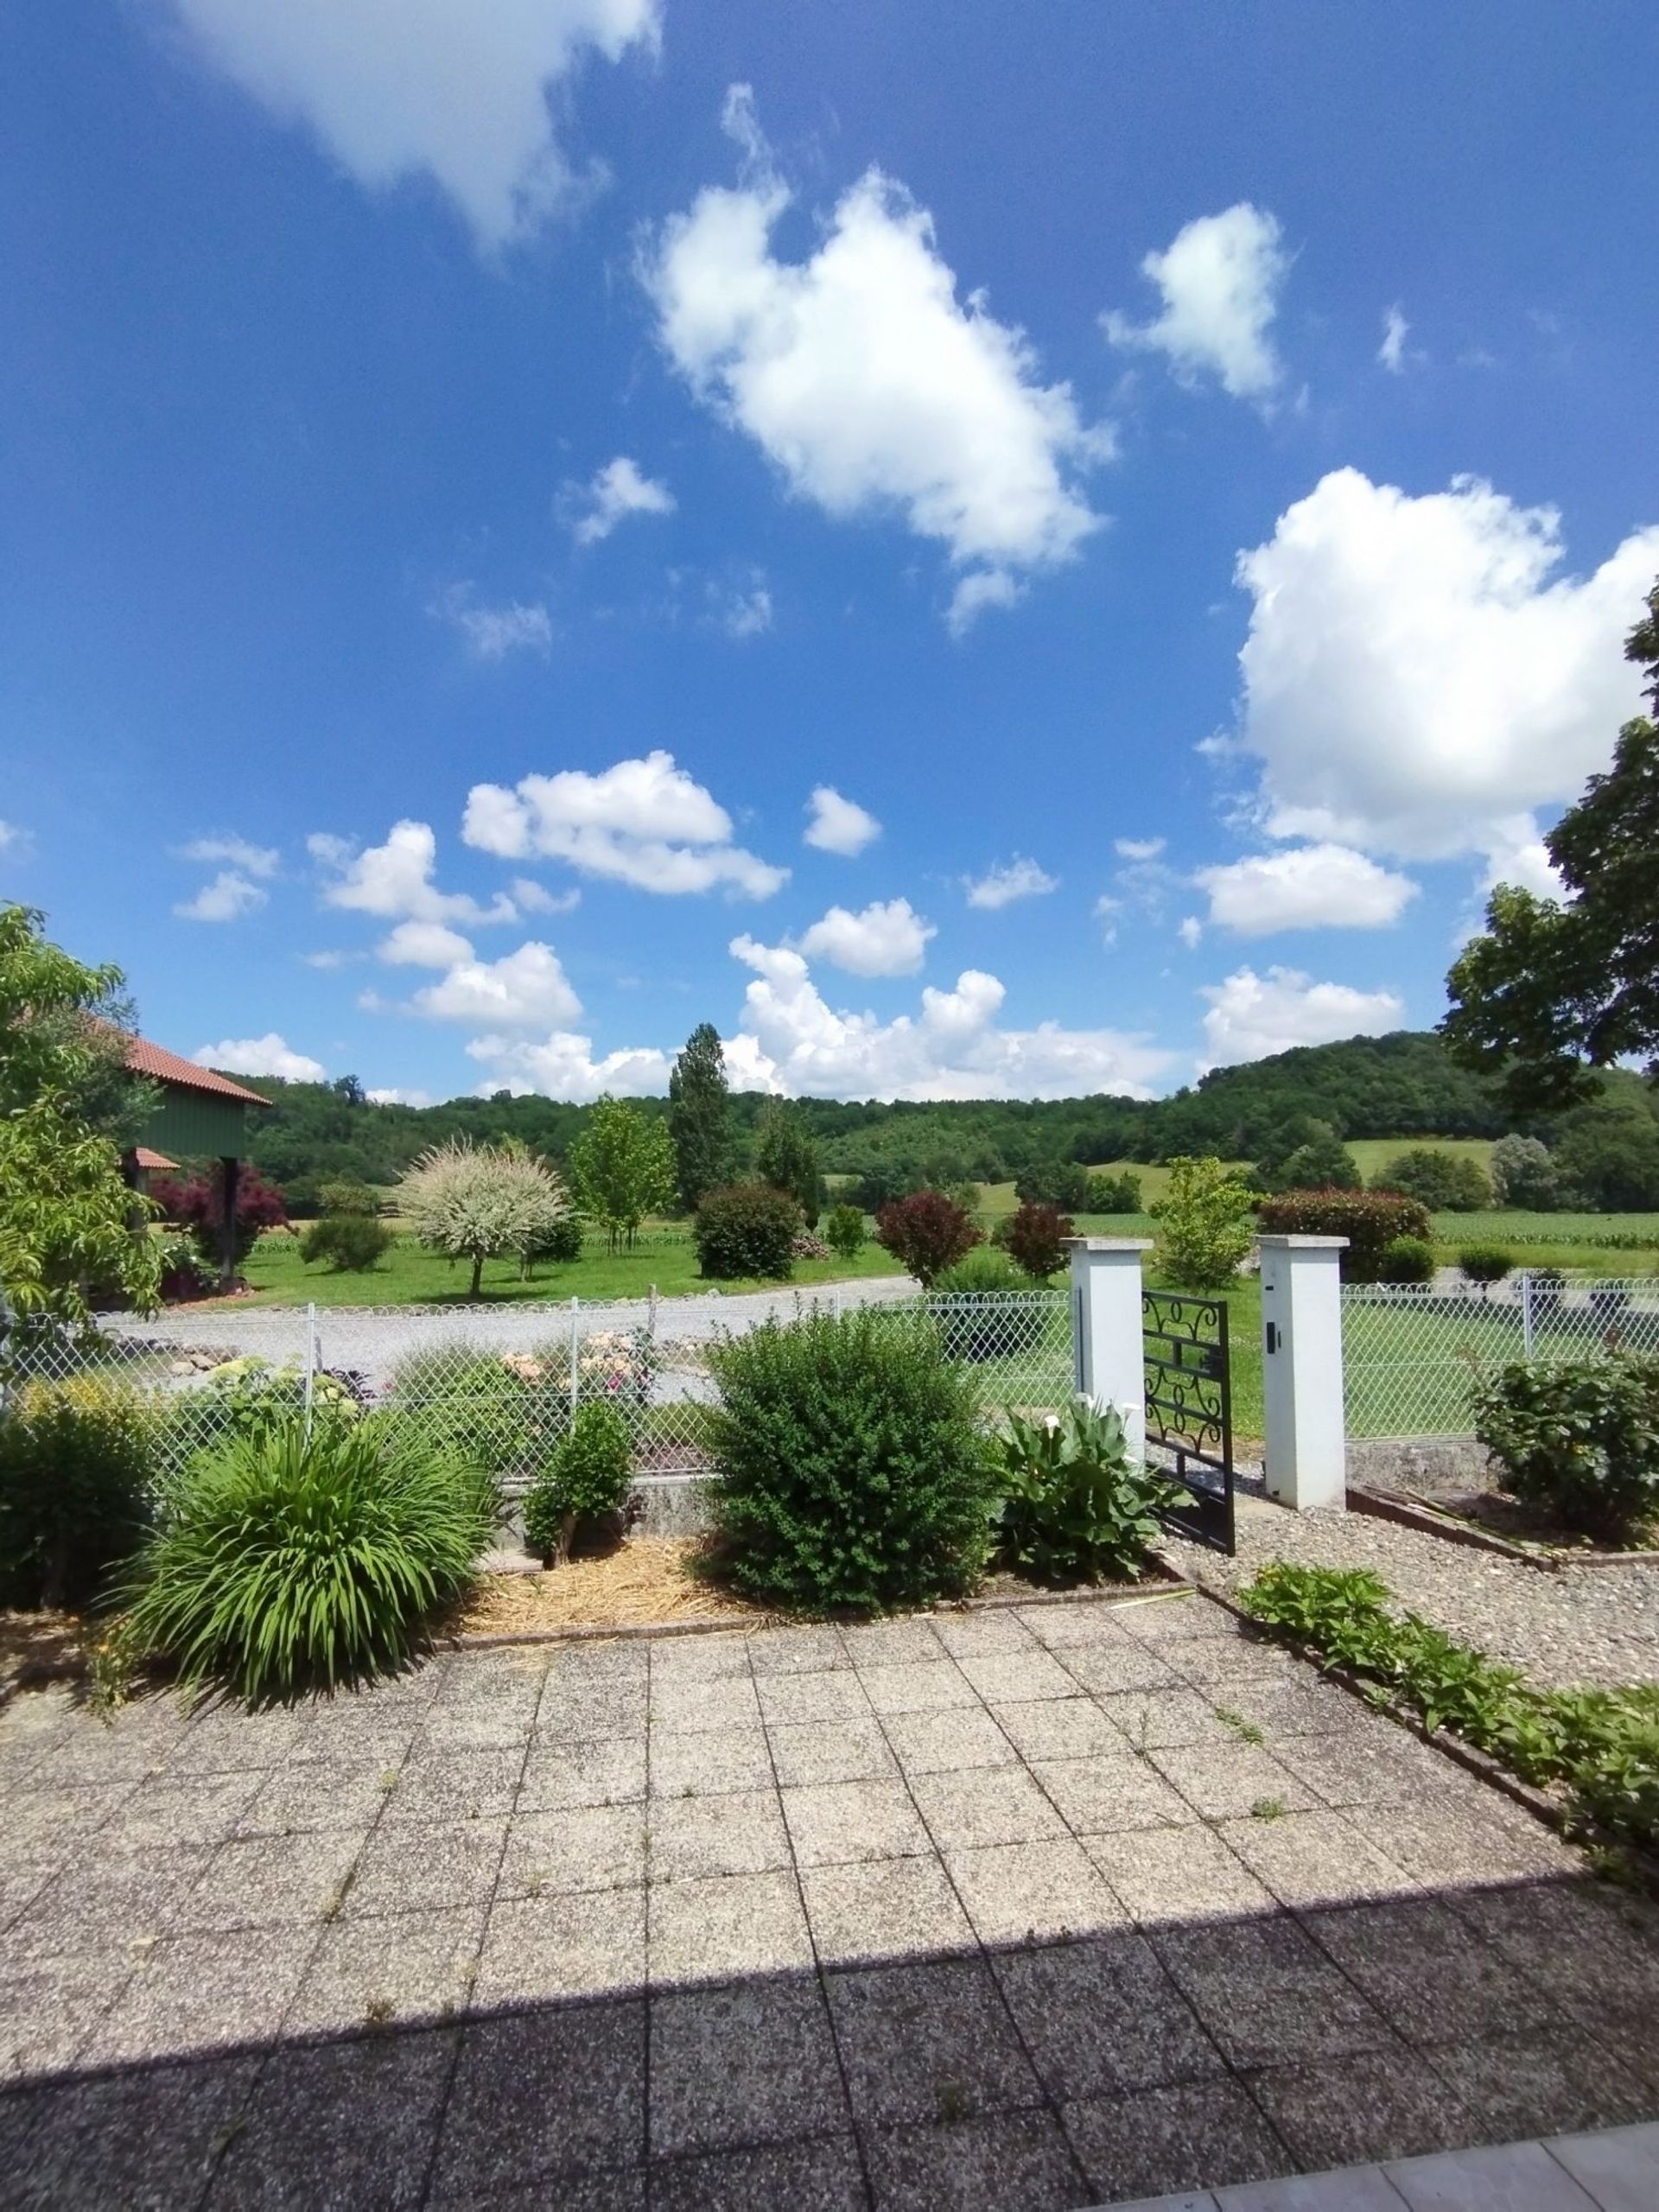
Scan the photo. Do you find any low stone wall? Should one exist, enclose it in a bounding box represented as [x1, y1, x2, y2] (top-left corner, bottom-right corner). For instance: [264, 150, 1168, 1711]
[1344, 1434, 1491, 1498]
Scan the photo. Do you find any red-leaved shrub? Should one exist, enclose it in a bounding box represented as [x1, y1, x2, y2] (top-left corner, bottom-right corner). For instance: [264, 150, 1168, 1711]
[153, 1166, 288, 1269]
[874, 1191, 981, 1286]
[996, 1202, 1074, 1282]
[1255, 1188, 1432, 1281]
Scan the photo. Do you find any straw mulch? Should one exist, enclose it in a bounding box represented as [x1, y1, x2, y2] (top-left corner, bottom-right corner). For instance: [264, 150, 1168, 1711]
[452, 1538, 770, 1638]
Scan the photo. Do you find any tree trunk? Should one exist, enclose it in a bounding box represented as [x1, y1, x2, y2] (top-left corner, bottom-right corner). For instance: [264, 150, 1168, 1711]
[469, 1250, 484, 1300]
[554, 1511, 577, 1567]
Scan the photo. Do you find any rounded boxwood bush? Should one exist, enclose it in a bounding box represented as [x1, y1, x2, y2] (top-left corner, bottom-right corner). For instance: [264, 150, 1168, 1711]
[301, 1213, 394, 1272]
[702, 1307, 996, 1614]
[693, 1182, 798, 1281]
[121, 1421, 494, 1701]
[1376, 1235, 1436, 1285]
[1458, 1246, 1515, 1289]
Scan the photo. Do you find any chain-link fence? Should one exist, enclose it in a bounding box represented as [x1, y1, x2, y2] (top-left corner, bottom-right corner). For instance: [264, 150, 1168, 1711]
[0, 1281, 1071, 1491]
[1343, 1274, 1659, 1440]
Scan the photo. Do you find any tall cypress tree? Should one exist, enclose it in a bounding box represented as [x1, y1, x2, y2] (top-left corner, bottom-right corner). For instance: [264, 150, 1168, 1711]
[755, 1097, 823, 1227]
[668, 1022, 733, 1211]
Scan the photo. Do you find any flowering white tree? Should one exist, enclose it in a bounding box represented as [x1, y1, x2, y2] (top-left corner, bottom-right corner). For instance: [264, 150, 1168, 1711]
[396, 1137, 569, 1300]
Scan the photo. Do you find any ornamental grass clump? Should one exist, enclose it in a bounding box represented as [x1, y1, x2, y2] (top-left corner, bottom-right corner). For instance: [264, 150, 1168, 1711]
[120, 1421, 494, 1702]
[702, 1307, 996, 1615]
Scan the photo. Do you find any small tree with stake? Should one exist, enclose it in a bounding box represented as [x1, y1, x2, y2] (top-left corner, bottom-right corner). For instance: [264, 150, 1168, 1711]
[569, 1096, 675, 1255]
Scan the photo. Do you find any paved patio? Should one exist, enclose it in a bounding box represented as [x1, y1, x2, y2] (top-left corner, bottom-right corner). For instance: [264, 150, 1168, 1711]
[3, 1587, 1658, 2208]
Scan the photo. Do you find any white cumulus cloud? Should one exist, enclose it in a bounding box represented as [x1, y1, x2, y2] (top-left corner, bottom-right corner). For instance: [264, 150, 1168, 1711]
[1378, 304, 1415, 374]
[377, 919, 477, 969]
[1233, 468, 1659, 865]
[192, 1032, 325, 1083]
[156, 0, 659, 252]
[310, 820, 517, 925]
[174, 872, 269, 923]
[963, 856, 1058, 910]
[179, 834, 280, 876]
[509, 877, 581, 916]
[645, 88, 1108, 626]
[727, 936, 1171, 1102]
[461, 750, 786, 899]
[1113, 836, 1166, 862]
[410, 942, 582, 1031]
[796, 899, 935, 977]
[465, 1032, 672, 1103]
[435, 586, 552, 660]
[804, 785, 880, 857]
[366, 1086, 434, 1108]
[1103, 203, 1288, 403]
[1195, 843, 1419, 935]
[1199, 965, 1404, 1070]
[566, 455, 676, 544]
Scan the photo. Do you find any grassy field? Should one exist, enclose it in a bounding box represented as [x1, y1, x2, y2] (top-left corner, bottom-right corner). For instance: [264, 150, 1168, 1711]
[1347, 1134, 1494, 1183]
[232, 1228, 906, 1308]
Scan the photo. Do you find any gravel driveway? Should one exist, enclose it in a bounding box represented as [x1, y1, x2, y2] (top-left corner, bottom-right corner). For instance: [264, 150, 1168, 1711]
[1163, 1497, 1659, 1689]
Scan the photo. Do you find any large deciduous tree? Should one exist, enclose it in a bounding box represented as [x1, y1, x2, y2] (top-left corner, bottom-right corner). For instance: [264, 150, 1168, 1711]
[1444, 581, 1659, 1114]
[0, 906, 162, 1323]
[666, 1023, 732, 1213]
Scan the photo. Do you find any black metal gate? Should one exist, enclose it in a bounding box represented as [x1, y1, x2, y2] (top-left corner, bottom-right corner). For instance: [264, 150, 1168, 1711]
[1141, 1290, 1236, 1554]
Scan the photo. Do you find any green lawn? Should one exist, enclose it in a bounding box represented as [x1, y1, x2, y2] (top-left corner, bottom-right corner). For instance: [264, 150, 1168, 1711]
[1347, 1135, 1494, 1183]
[232, 1229, 906, 1308]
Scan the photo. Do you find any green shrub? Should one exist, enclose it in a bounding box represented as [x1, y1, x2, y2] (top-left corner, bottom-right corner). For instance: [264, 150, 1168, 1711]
[874, 1190, 981, 1286]
[383, 1346, 563, 1479]
[1255, 1189, 1432, 1281]
[301, 1214, 393, 1272]
[164, 1356, 365, 1465]
[1472, 1352, 1659, 1542]
[996, 1201, 1073, 1281]
[1377, 1236, 1436, 1285]
[1085, 1169, 1143, 1214]
[317, 1180, 382, 1217]
[702, 1308, 997, 1615]
[1375, 1147, 1492, 1211]
[121, 1421, 493, 1701]
[1458, 1245, 1515, 1289]
[523, 1402, 632, 1564]
[823, 1204, 867, 1259]
[1014, 1159, 1089, 1211]
[1151, 1156, 1256, 1290]
[524, 1214, 584, 1270]
[693, 1182, 798, 1281]
[934, 1245, 1026, 1294]
[1238, 1562, 1659, 1851]
[995, 1401, 1182, 1585]
[0, 1376, 156, 1608]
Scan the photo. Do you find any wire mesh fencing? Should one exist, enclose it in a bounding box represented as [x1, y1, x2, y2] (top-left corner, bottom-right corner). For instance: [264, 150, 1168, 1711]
[0, 1280, 1073, 1491]
[1342, 1274, 1659, 1440]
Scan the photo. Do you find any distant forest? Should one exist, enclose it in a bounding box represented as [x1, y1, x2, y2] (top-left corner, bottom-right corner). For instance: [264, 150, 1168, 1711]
[221, 1028, 1653, 1209]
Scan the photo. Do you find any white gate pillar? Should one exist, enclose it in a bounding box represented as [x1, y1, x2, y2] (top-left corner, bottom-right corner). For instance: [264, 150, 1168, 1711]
[1064, 1238, 1152, 1460]
[1259, 1235, 1348, 1510]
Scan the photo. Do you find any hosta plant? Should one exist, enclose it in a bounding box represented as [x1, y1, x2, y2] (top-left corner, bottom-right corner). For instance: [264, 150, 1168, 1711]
[996, 1399, 1184, 1585]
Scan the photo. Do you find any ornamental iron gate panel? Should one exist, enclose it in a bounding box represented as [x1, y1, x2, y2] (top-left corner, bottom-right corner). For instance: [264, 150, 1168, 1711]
[1141, 1290, 1236, 1554]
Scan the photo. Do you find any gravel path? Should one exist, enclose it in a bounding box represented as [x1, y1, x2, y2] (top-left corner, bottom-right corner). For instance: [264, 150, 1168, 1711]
[1163, 1496, 1659, 1689]
[93, 1274, 924, 1394]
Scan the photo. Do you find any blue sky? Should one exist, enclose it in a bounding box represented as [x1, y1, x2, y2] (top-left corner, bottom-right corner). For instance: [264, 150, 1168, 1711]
[4, 1, 1656, 1106]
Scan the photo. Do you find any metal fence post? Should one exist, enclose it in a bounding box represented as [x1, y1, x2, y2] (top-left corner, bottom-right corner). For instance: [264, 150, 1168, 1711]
[1522, 1269, 1535, 1361]
[302, 1300, 318, 1442]
[569, 1295, 581, 1411]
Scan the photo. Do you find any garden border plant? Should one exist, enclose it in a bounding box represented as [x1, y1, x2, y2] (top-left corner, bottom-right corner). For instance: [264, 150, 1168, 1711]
[1239, 1561, 1659, 1858]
